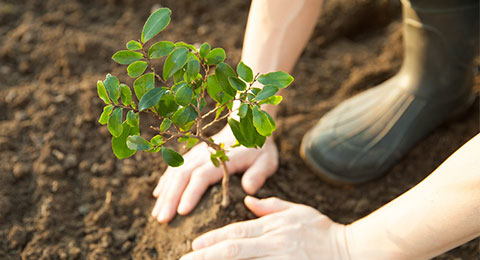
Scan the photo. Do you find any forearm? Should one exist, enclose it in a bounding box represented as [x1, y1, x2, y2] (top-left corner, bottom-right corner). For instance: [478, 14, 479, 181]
[242, 0, 324, 117]
[346, 134, 480, 259]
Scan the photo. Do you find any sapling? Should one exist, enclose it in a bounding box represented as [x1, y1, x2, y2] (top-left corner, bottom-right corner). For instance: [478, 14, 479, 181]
[97, 8, 293, 207]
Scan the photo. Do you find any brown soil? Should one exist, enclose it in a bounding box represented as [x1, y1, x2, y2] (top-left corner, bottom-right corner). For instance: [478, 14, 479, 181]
[0, 0, 478, 259]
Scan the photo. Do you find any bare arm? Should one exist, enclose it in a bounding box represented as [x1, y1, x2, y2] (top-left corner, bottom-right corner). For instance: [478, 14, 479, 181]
[347, 133, 480, 259]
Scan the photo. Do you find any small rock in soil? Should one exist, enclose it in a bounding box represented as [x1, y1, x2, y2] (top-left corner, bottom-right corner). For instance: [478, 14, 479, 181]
[7, 225, 27, 249]
[12, 162, 30, 179]
[63, 154, 78, 169]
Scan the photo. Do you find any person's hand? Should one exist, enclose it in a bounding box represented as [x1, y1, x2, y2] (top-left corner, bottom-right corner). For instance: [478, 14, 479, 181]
[180, 196, 350, 260]
[151, 126, 279, 223]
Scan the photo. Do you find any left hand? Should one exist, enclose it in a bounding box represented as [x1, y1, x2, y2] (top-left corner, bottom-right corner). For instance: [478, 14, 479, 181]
[180, 196, 350, 260]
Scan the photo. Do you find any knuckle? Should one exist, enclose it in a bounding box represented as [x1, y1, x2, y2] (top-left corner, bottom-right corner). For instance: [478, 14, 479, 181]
[223, 241, 239, 258]
[232, 224, 247, 238]
[191, 168, 209, 179]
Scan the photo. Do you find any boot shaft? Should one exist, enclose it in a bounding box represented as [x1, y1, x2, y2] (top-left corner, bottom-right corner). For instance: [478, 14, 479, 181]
[399, 0, 479, 99]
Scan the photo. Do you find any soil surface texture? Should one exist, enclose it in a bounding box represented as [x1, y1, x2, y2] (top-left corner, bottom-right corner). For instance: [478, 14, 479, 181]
[0, 0, 478, 259]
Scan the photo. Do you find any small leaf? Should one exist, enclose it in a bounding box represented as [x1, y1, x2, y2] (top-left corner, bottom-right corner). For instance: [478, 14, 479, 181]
[112, 122, 138, 159]
[163, 47, 189, 80]
[228, 77, 247, 91]
[174, 83, 193, 106]
[119, 84, 132, 106]
[215, 62, 237, 96]
[157, 93, 178, 117]
[238, 103, 248, 118]
[175, 41, 197, 52]
[240, 108, 266, 148]
[171, 106, 197, 126]
[160, 118, 172, 132]
[215, 105, 225, 120]
[134, 73, 155, 100]
[199, 43, 211, 59]
[205, 48, 226, 65]
[186, 137, 199, 149]
[151, 135, 164, 146]
[139, 87, 167, 111]
[162, 147, 184, 167]
[104, 74, 120, 104]
[173, 69, 185, 83]
[257, 71, 293, 88]
[108, 108, 123, 138]
[126, 135, 153, 151]
[126, 110, 139, 127]
[126, 40, 142, 51]
[127, 61, 148, 78]
[206, 75, 223, 103]
[186, 59, 200, 81]
[112, 50, 143, 65]
[253, 85, 278, 101]
[148, 41, 175, 59]
[252, 106, 273, 136]
[210, 154, 220, 167]
[258, 95, 283, 105]
[237, 61, 254, 83]
[98, 105, 113, 125]
[141, 8, 171, 43]
[97, 81, 110, 104]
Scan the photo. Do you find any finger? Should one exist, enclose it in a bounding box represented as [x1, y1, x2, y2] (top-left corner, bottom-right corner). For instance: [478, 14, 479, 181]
[182, 238, 272, 260]
[153, 172, 168, 198]
[191, 215, 276, 250]
[241, 151, 278, 195]
[177, 163, 223, 215]
[155, 171, 191, 223]
[244, 196, 295, 217]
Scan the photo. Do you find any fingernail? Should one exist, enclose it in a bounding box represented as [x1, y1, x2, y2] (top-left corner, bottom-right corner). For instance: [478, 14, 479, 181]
[177, 203, 187, 215]
[157, 210, 168, 223]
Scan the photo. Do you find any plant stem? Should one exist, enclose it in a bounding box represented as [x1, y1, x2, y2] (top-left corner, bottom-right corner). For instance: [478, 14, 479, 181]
[220, 159, 230, 207]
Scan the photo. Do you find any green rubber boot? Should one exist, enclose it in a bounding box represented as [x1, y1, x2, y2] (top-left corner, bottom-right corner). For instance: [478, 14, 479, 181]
[300, 0, 479, 184]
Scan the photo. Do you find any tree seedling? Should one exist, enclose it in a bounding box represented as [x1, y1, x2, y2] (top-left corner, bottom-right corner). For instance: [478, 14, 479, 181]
[97, 8, 293, 207]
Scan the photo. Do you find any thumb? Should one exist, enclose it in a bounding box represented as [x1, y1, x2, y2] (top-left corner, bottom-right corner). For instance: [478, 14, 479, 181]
[244, 196, 295, 217]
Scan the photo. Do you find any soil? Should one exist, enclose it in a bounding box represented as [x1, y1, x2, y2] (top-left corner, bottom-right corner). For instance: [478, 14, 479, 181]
[0, 0, 478, 259]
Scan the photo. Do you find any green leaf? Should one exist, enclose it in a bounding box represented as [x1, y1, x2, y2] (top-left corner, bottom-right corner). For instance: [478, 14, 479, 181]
[206, 75, 223, 102]
[210, 153, 220, 167]
[205, 48, 226, 65]
[252, 106, 273, 136]
[258, 95, 283, 105]
[148, 41, 175, 59]
[175, 41, 197, 52]
[126, 135, 153, 151]
[133, 73, 155, 100]
[160, 118, 172, 132]
[215, 62, 237, 96]
[240, 108, 266, 147]
[112, 50, 143, 65]
[119, 84, 132, 106]
[173, 69, 185, 83]
[228, 118, 251, 148]
[253, 85, 278, 101]
[265, 110, 276, 132]
[141, 8, 171, 43]
[108, 108, 123, 138]
[126, 110, 139, 127]
[163, 47, 189, 80]
[215, 105, 225, 120]
[238, 103, 248, 118]
[127, 61, 148, 78]
[186, 137, 199, 149]
[180, 121, 195, 132]
[138, 87, 167, 111]
[186, 60, 200, 81]
[174, 83, 193, 106]
[257, 71, 293, 88]
[151, 135, 164, 146]
[112, 122, 138, 159]
[171, 105, 197, 126]
[97, 81, 110, 104]
[237, 61, 254, 83]
[228, 77, 247, 91]
[199, 43, 211, 59]
[104, 74, 120, 104]
[126, 40, 142, 51]
[98, 105, 113, 125]
[157, 93, 178, 117]
[162, 147, 184, 167]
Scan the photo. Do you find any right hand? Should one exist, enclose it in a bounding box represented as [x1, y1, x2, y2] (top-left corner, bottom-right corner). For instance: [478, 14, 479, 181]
[151, 125, 279, 223]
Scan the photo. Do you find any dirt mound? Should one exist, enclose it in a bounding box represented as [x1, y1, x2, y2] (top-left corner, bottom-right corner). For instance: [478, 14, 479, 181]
[0, 0, 478, 259]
